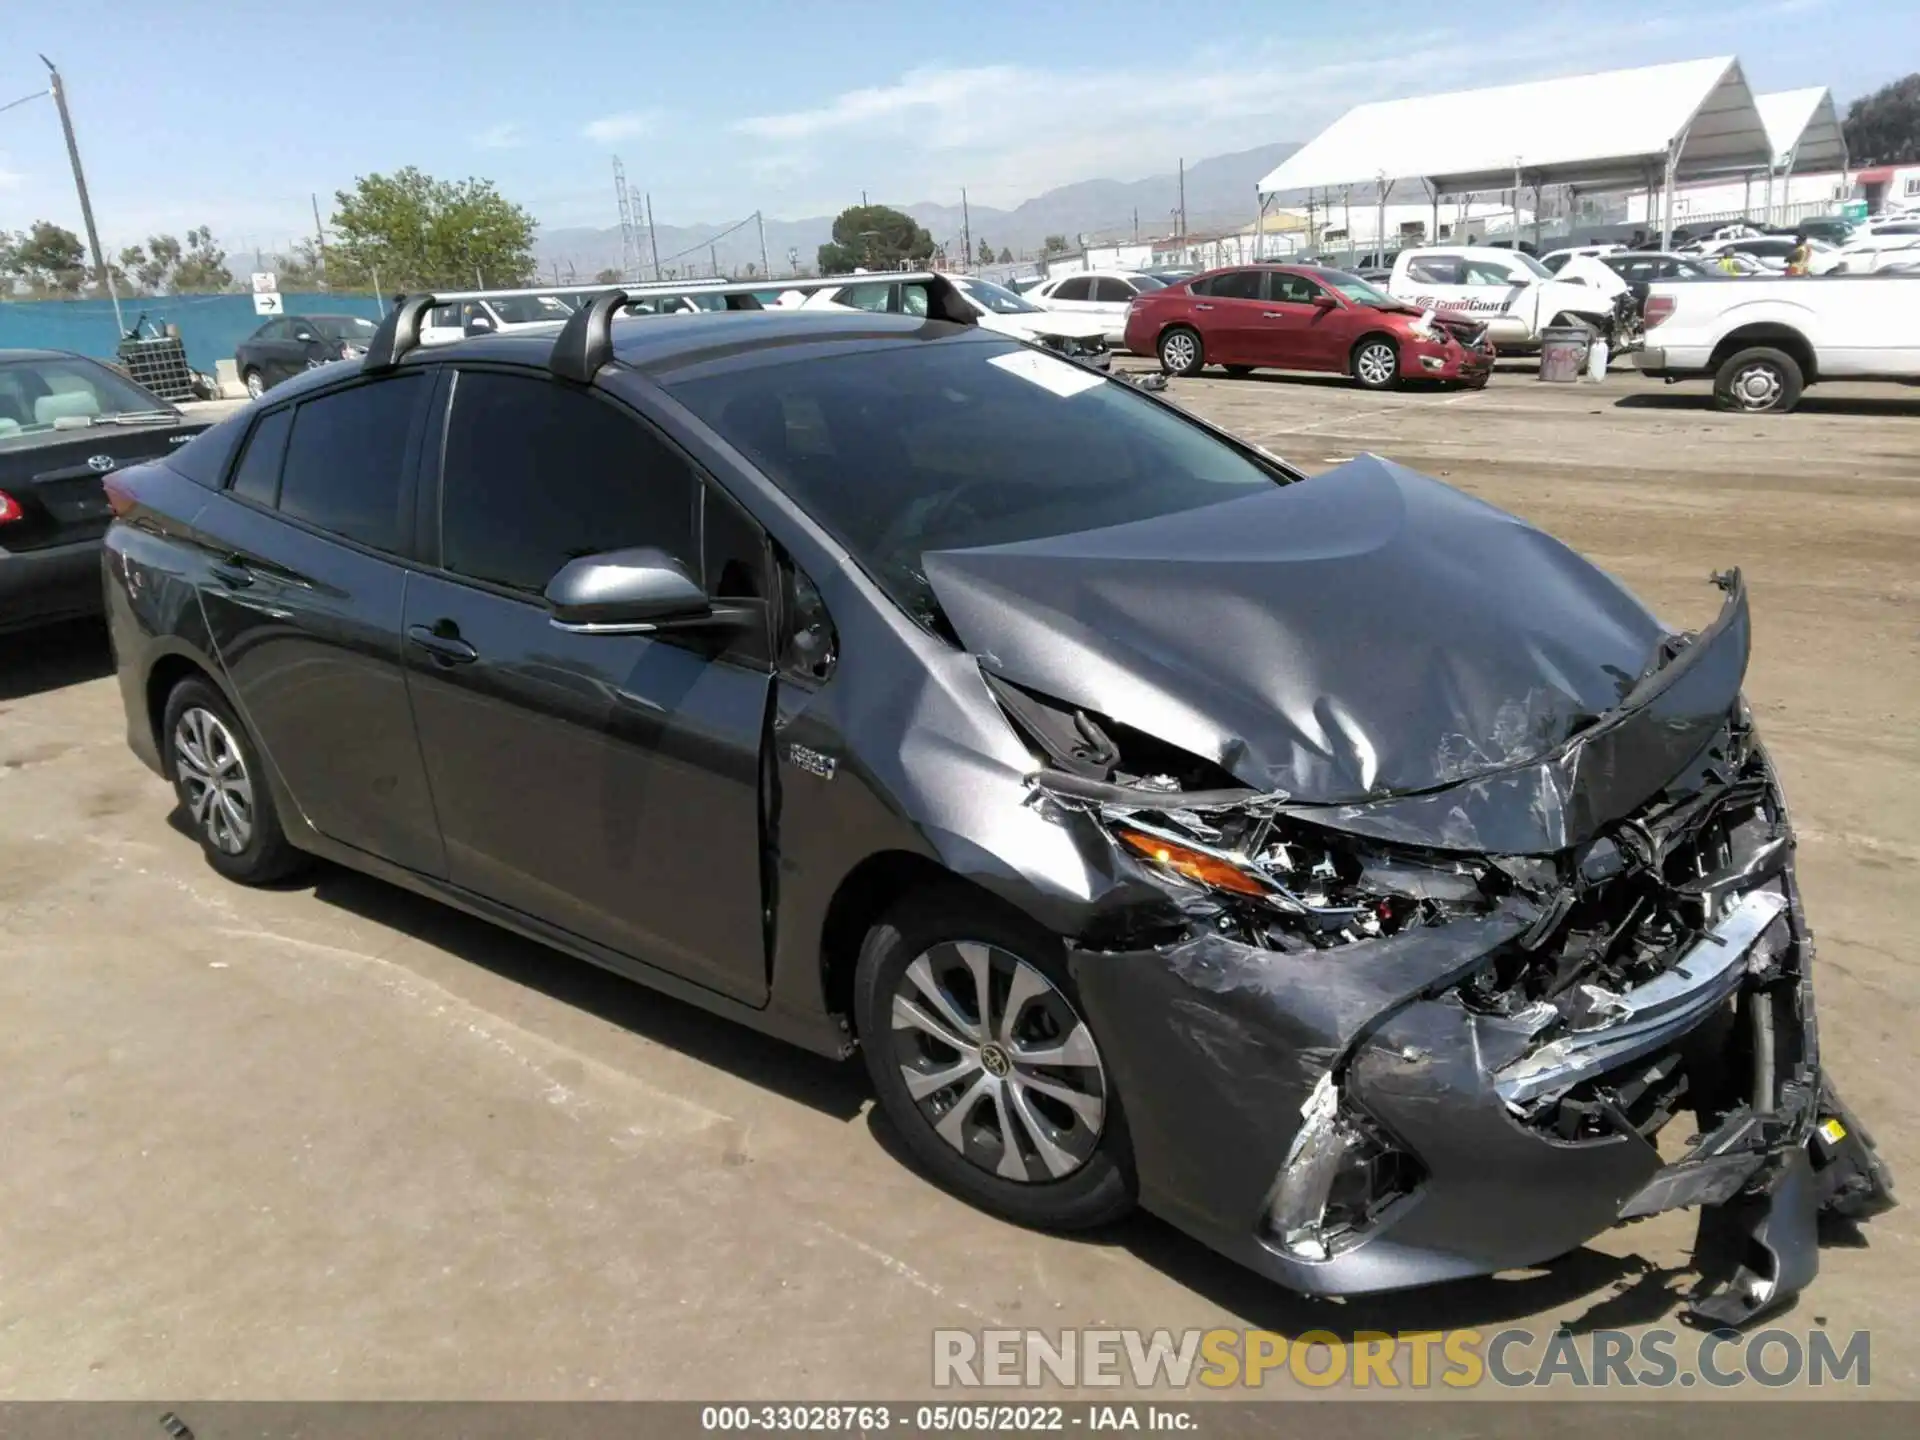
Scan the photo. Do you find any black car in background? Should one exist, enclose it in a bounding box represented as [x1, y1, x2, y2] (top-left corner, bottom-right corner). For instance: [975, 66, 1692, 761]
[234, 313, 380, 398]
[1, 348, 208, 634]
[100, 290, 1889, 1325]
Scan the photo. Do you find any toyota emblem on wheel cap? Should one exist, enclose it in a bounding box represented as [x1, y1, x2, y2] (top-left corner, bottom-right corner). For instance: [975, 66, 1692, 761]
[87, 455, 117, 472]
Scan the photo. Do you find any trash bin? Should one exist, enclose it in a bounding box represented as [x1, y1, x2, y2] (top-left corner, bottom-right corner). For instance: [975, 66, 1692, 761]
[1538, 324, 1591, 383]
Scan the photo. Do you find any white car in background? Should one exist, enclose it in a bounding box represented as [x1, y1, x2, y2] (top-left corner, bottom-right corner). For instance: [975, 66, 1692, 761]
[1831, 220, 1920, 273]
[1387, 245, 1627, 351]
[1025, 270, 1171, 344]
[419, 293, 577, 345]
[801, 274, 1112, 364]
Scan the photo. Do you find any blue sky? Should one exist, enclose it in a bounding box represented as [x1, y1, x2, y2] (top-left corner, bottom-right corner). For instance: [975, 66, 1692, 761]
[2, 0, 1912, 257]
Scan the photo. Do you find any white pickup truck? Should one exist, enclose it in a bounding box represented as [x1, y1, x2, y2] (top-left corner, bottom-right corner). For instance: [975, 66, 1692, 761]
[1386, 245, 1629, 352]
[1634, 276, 1920, 413]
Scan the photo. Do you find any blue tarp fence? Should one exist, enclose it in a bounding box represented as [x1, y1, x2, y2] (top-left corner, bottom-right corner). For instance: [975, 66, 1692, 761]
[0, 292, 387, 371]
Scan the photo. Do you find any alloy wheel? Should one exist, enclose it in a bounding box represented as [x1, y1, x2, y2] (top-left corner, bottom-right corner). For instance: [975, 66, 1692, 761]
[1160, 331, 1198, 372]
[1356, 342, 1397, 387]
[1730, 362, 1784, 411]
[172, 707, 254, 855]
[245, 371, 264, 399]
[889, 942, 1107, 1183]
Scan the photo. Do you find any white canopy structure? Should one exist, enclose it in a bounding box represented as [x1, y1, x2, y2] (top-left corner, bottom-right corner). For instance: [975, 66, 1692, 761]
[1757, 87, 1848, 174]
[1257, 57, 1774, 248]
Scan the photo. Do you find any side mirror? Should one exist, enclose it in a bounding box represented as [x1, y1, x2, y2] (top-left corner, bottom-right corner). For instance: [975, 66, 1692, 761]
[1311, 293, 1339, 309]
[545, 548, 714, 633]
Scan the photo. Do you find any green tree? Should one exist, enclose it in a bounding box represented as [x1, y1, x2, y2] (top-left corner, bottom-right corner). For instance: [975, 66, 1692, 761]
[112, 227, 235, 294]
[328, 167, 537, 290]
[975, 236, 993, 265]
[1042, 233, 1070, 256]
[1843, 72, 1920, 165]
[276, 239, 326, 290]
[3, 220, 88, 294]
[998, 246, 1013, 264]
[816, 203, 934, 273]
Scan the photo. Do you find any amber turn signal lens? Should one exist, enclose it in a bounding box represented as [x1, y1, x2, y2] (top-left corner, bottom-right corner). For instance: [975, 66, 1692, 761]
[1116, 828, 1270, 897]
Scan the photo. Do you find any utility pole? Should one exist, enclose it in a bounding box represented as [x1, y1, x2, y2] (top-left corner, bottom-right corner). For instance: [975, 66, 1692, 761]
[1177, 157, 1186, 239]
[310, 192, 328, 288]
[39, 55, 121, 331]
[710, 242, 720, 278]
[613, 156, 639, 279]
[961, 187, 971, 271]
[1132, 207, 1138, 242]
[756, 210, 769, 277]
[645, 193, 661, 280]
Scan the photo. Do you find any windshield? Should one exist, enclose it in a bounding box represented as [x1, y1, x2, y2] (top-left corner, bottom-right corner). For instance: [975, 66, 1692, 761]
[489, 295, 574, 324]
[313, 316, 379, 341]
[953, 277, 1041, 314]
[667, 338, 1283, 630]
[0, 356, 172, 447]
[1318, 269, 1398, 306]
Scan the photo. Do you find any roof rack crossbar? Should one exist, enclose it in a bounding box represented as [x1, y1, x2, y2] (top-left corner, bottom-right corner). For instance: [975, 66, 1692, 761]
[549, 289, 631, 384]
[364, 292, 439, 373]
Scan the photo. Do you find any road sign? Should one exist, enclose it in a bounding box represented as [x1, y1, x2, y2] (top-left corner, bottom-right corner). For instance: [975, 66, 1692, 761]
[251, 271, 278, 294]
[252, 292, 284, 316]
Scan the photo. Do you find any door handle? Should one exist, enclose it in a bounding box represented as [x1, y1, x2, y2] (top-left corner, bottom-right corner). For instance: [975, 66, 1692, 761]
[1262, 311, 1288, 318]
[407, 623, 478, 665]
[209, 554, 253, 589]
[1193, 303, 1215, 311]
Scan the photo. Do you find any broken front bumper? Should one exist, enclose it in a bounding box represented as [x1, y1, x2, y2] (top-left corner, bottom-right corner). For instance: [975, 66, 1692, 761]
[1068, 866, 1889, 1323]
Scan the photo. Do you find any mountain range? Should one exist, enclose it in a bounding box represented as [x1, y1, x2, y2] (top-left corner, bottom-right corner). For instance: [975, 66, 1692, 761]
[533, 141, 1304, 279]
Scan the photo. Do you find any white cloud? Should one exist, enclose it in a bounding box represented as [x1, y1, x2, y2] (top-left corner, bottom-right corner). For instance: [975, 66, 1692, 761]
[730, 18, 1715, 210]
[582, 110, 662, 144]
[473, 122, 523, 149]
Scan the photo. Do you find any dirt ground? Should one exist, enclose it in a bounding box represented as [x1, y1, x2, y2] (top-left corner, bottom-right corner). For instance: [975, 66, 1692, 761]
[1, 366, 1914, 1401]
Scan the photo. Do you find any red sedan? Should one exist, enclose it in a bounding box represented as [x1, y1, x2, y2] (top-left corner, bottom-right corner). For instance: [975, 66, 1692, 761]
[1122, 264, 1494, 390]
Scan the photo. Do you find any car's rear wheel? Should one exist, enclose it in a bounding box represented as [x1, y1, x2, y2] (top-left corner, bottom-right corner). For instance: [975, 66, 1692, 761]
[1713, 346, 1803, 414]
[1352, 337, 1400, 390]
[161, 677, 303, 885]
[1157, 326, 1204, 376]
[243, 368, 265, 400]
[854, 888, 1135, 1230]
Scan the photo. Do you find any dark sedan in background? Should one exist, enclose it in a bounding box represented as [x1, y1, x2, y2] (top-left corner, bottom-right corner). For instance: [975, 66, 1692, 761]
[1, 348, 207, 634]
[234, 313, 380, 398]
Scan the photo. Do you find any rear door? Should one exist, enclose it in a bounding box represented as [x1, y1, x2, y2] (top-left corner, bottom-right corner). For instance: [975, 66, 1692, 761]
[402, 367, 775, 1003]
[192, 372, 446, 875]
[1192, 269, 1270, 364]
[1089, 277, 1136, 339]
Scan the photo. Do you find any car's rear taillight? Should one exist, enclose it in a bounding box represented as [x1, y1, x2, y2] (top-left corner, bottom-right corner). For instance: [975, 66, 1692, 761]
[1644, 295, 1676, 328]
[103, 474, 140, 519]
[0, 489, 24, 525]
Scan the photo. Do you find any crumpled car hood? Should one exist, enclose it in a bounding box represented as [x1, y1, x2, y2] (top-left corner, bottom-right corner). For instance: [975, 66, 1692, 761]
[922, 454, 1678, 806]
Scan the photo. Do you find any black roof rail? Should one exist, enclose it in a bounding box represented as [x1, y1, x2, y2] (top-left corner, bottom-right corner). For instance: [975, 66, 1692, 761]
[549, 290, 634, 384]
[363, 293, 438, 373]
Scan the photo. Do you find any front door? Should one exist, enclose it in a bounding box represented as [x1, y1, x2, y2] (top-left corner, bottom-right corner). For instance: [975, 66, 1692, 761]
[1256, 270, 1344, 371]
[402, 368, 774, 1004]
[193, 373, 446, 875]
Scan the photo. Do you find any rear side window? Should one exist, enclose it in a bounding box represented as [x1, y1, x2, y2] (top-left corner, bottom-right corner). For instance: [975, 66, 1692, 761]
[1406, 257, 1464, 284]
[164, 410, 246, 489]
[229, 407, 293, 506]
[1204, 270, 1264, 300]
[1092, 278, 1132, 302]
[438, 370, 697, 595]
[1053, 276, 1092, 300]
[277, 376, 422, 552]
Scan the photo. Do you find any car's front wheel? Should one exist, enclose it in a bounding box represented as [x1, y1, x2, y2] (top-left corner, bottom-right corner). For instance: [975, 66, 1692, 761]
[1157, 325, 1204, 376]
[854, 888, 1135, 1230]
[1352, 337, 1400, 390]
[243, 368, 266, 400]
[161, 676, 304, 884]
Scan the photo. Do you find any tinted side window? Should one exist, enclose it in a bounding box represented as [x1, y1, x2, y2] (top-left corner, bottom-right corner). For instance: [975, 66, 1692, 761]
[277, 377, 421, 552]
[1092, 277, 1132, 302]
[439, 370, 697, 595]
[1406, 257, 1464, 284]
[1054, 276, 1093, 300]
[229, 407, 292, 507]
[1207, 270, 1265, 300]
[1269, 272, 1326, 304]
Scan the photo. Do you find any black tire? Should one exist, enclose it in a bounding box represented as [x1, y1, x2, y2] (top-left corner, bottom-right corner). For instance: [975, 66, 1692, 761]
[1351, 336, 1400, 390]
[853, 886, 1136, 1231]
[1156, 325, 1204, 377]
[243, 368, 266, 400]
[1713, 346, 1803, 414]
[1223, 364, 1254, 378]
[161, 676, 304, 884]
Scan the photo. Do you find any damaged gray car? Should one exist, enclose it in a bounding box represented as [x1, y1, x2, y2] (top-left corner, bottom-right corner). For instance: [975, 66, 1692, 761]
[107, 293, 1890, 1327]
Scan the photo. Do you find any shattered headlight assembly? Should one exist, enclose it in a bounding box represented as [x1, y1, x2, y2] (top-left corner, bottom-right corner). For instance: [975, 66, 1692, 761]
[1112, 816, 1497, 950]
